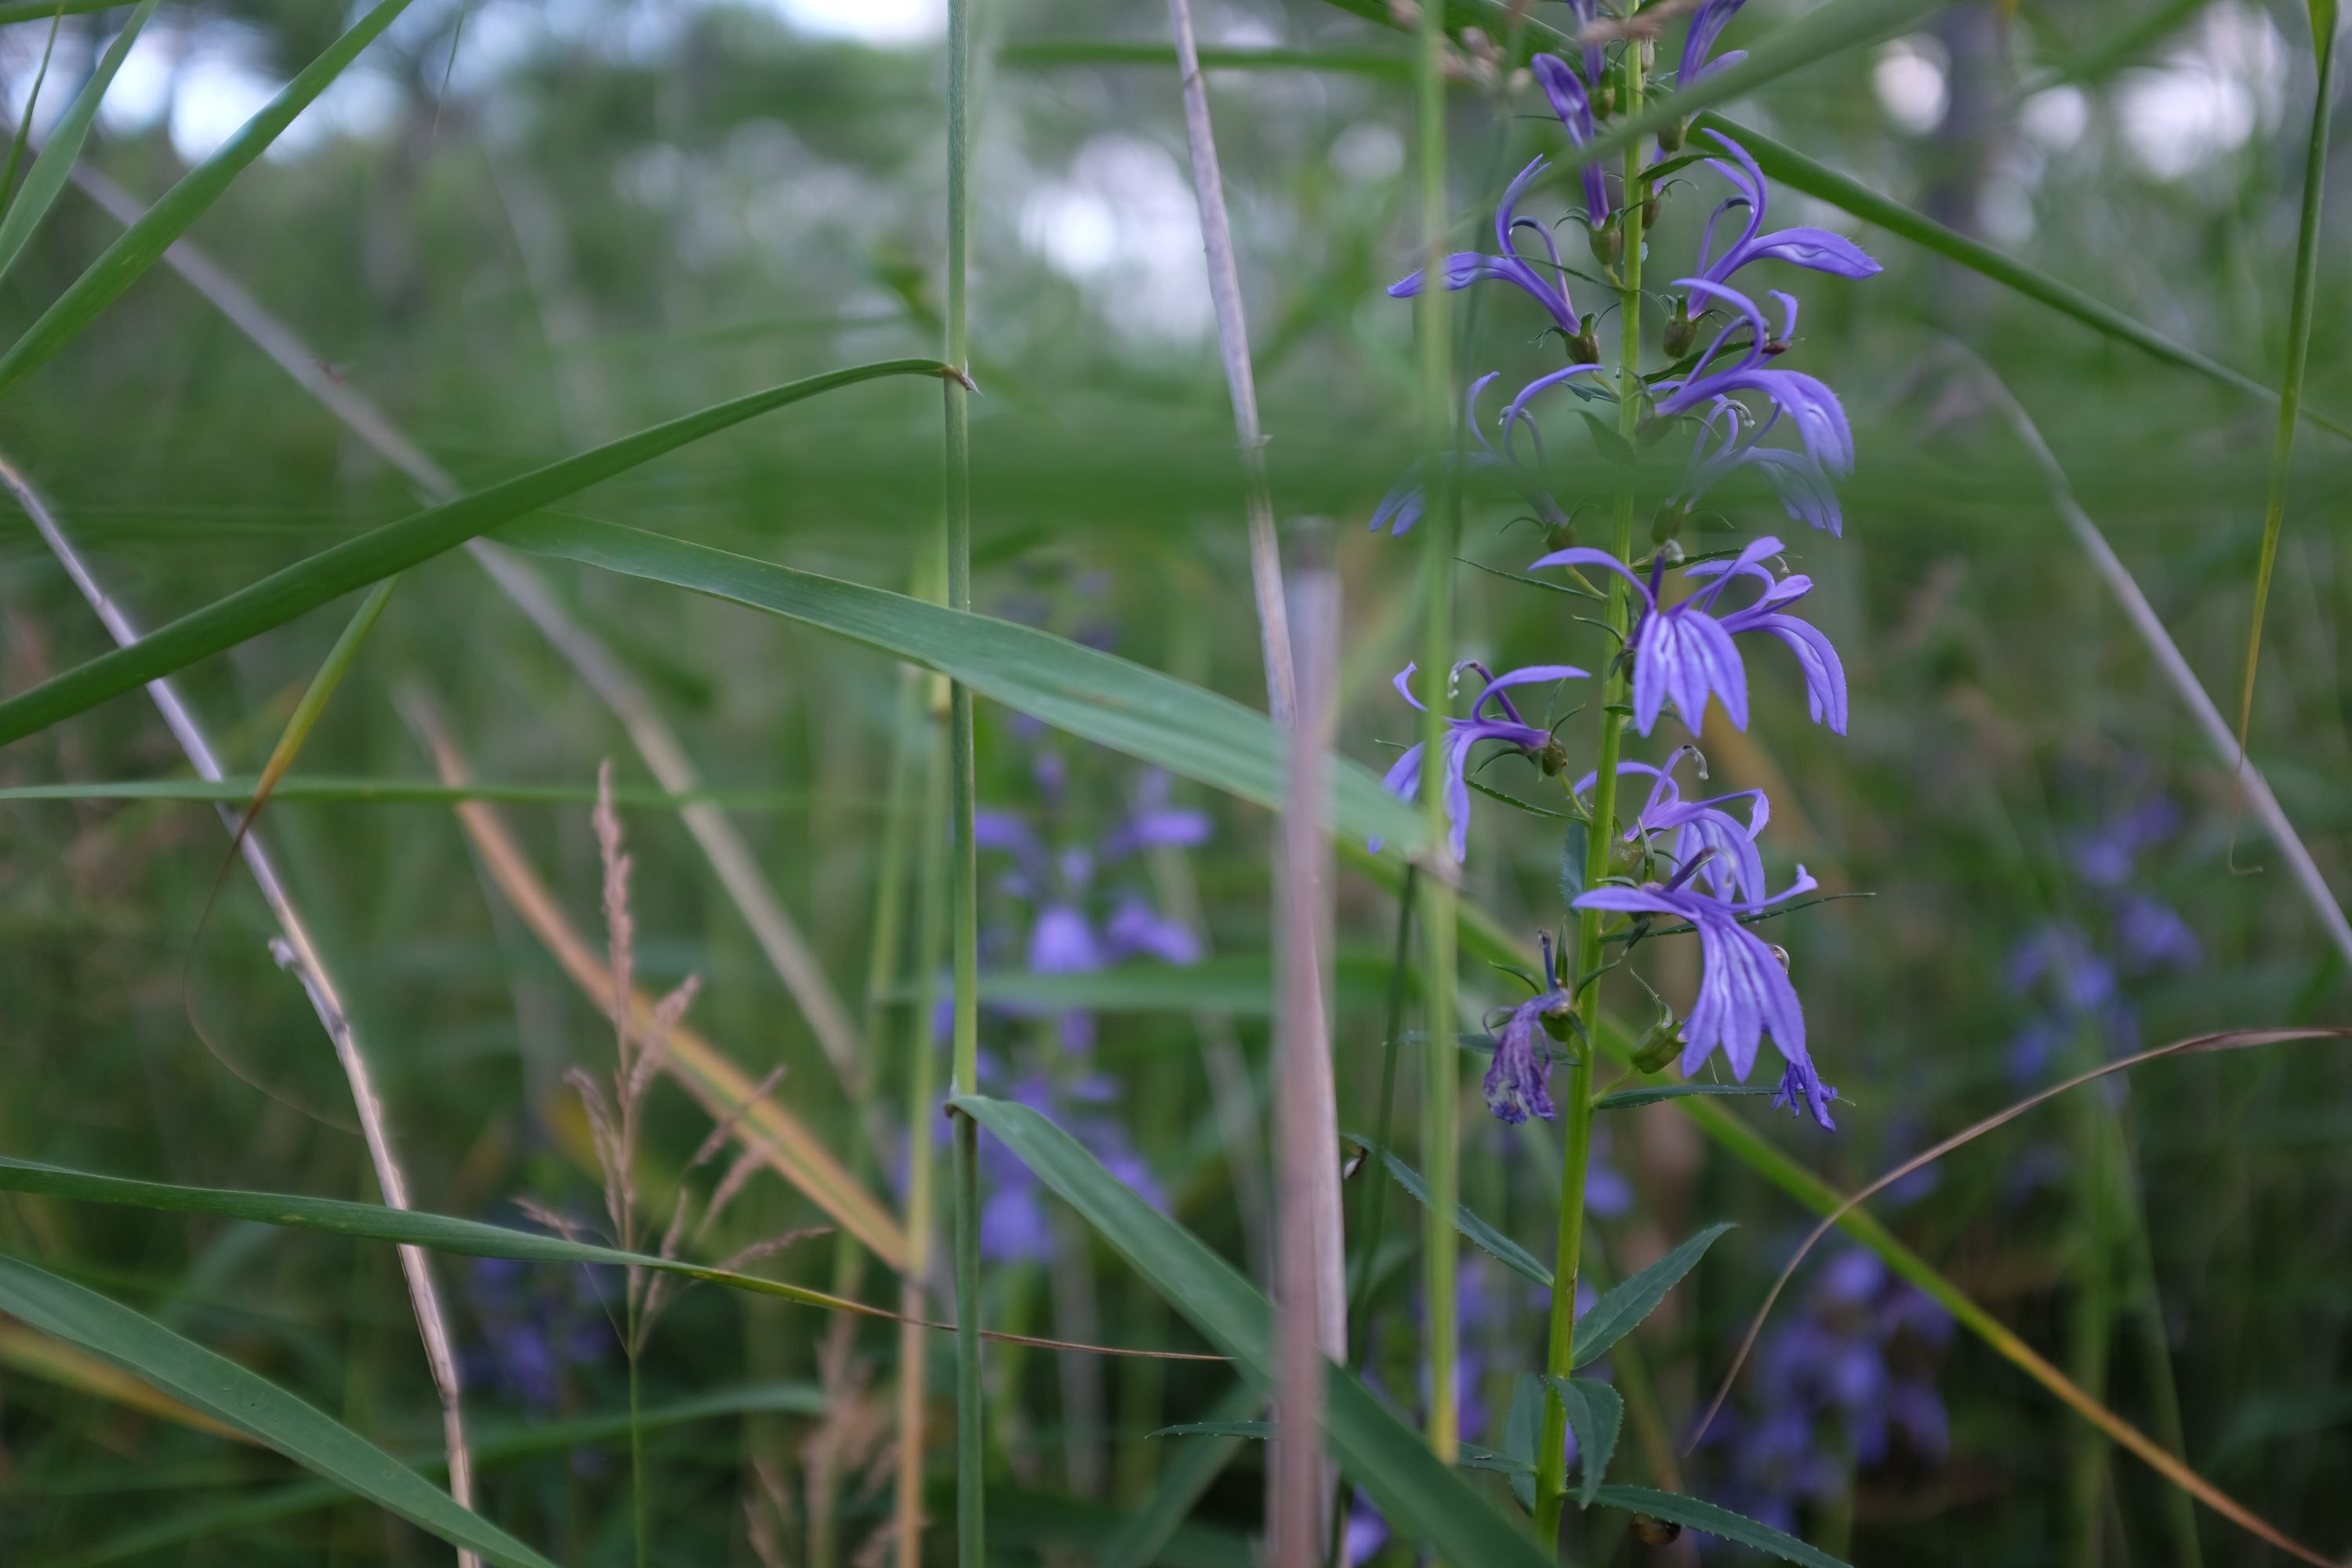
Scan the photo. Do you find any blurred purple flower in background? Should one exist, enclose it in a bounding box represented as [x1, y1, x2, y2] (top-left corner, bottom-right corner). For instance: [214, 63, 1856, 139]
[976, 1065, 1163, 1263]
[1701, 1247, 1951, 1537]
[463, 1252, 612, 1414]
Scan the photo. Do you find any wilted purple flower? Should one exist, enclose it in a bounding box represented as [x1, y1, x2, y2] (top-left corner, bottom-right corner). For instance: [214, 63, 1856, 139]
[1675, 0, 1749, 87]
[1374, 660, 1588, 861]
[1531, 536, 1845, 736]
[1486, 986, 1573, 1124]
[1574, 863, 1835, 1127]
[1532, 53, 1613, 225]
[1581, 755, 1772, 902]
[1771, 1058, 1839, 1130]
[1387, 156, 1590, 337]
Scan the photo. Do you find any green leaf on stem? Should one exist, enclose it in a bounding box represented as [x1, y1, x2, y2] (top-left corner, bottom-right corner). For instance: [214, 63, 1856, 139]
[1544, 1376, 1623, 1506]
[1571, 1221, 1736, 1369]
[1593, 1083, 1774, 1111]
[1342, 1133, 1554, 1288]
[1592, 1484, 1851, 1567]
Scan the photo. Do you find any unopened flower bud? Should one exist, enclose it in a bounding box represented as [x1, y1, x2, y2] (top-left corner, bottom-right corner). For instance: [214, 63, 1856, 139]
[1586, 220, 1622, 270]
[1545, 518, 1578, 553]
[1539, 739, 1570, 776]
[1569, 322, 1603, 365]
[1641, 194, 1661, 231]
[1664, 300, 1699, 360]
[1659, 117, 1686, 153]
[1632, 1011, 1684, 1073]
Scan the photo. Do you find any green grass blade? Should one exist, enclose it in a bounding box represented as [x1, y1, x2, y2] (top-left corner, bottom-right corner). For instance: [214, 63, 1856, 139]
[0, 5, 71, 222]
[1570, 1222, 1735, 1370]
[1697, 112, 2352, 441]
[0, 358, 956, 746]
[1000, 39, 1409, 75]
[0, 776, 836, 809]
[500, 514, 1427, 852]
[954, 1093, 1555, 1568]
[1592, 1485, 1848, 1567]
[56, 1385, 826, 1568]
[2233, 0, 2339, 754]
[1591, 1083, 1773, 1111]
[0, 0, 420, 401]
[0, 1254, 561, 1568]
[0, 0, 125, 19]
[0, 0, 161, 288]
[0, 1152, 879, 1320]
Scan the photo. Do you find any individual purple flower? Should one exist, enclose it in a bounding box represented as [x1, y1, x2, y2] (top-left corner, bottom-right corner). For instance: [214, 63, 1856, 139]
[1771, 1057, 1839, 1130]
[1387, 157, 1589, 338]
[1532, 53, 1613, 225]
[1674, 377, 1848, 535]
[2067, 795, 2182, 887]
[1530, 535, 1845, 736]
[1654, 280, 1854, 485]
[2116, 893, 2200, 971]
[1581, 754, 1771, 902]
[1690, 132, 1882, 289]
[1373, 660, 1588, 861]
[1573, 862, 1835, 1127]
[1675, 0, 1749, 87]
[1370, 374, 1575, 538]
[463, 1252, 612, 1414]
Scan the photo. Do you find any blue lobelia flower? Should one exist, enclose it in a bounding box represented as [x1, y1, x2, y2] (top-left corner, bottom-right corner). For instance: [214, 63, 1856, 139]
[1532, 53, 1613, 226]
[1374, 660, 1588, 861]
[1485, 984, 1573, 1124]
[1370, 373, 1577, 538]
[1573, 861, 1838, 1127]
[1653, 279, 1854, 486]
[1675, 0, 1749, 87]
[1530, 536, 1845, 736]
[1387, 157, 1592, 343]
[1581, 753, 1772, 902]
[1690, 132, 1882, 289]
[1674, 395, 1849, 536]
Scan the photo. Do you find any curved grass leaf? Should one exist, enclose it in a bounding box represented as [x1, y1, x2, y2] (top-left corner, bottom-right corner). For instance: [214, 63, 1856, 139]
[1592, 1083, 1773, 1112]
[1542, 1376, 1621, 1508]
[1149, 1419, 1275, 1440]
[1570, 1221, 1734, 1370]
[55, 1384, 826, 1568]
[503, 514, 1426, 853]
[2233, 0, 2338, 757]
[0, 0, 161, 287]
[0, 0, 420, 401]
[0, 1254, 559, 1568]
[0, 776, 829, 810]
[1341, 1131, 1552, 1287]
[954, 1094, 1554, 1568]
[0, 1152, 884, 1320]
[0, 0, 128, 19]
[1592, 1484, 1848, 1568]
[1103, 1383, 1265, 1568]
[0, 359, 957, 747]
[1695, 112, 2352, 441]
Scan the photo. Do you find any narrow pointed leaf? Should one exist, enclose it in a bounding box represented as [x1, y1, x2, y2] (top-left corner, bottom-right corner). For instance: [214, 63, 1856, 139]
[1570, 1221, 1734, 1369]
[1543, 1376, 1621, 1507]
[1104, 1385, 1264, 1568]
[1695, 112, 2352, 441]
[1592, 1083, 1773, 1111]
[0, 0, 162, 287]
[1592, 1484, 1849, 1568]
[1342, 1131, 1552, 1287]
[1149, 1419, 1275, 1440]
[503, 514, 1426, 851]
[955, 1094, 1554, 1568]
[0, 1254, 561, 1568]
[0, 0, 422, 400]
[0, 359, 956, 747]
[1503, 1373, 1544, 1512]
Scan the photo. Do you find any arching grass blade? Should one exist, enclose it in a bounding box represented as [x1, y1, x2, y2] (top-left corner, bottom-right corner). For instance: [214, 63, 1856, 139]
[0, 0, 161, 287]
[0, 358, 959, 747]
[0, 1255, 561, 1568]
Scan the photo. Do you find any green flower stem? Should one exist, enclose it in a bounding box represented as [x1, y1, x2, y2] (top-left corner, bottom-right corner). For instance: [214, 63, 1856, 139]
[1536, 39, 1647, 1552]
[942, 0, 984, 1562]
[1412, 0, 1461, 1467]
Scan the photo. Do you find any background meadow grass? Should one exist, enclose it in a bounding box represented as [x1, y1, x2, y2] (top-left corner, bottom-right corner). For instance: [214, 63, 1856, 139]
[1, 0, 2350, 1563]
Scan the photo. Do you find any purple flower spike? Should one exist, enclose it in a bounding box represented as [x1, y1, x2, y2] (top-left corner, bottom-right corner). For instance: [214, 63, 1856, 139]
[1486, 989, 1572, 1123]
[1693, 132, 1882, 286]
[1388, 158, 1586, 337]
[1374, 660, 1588, 861]
[1573, 864, 1820, 1085]
[1532, 55, 1613, 225]
[1677, 0, 1749, 87]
